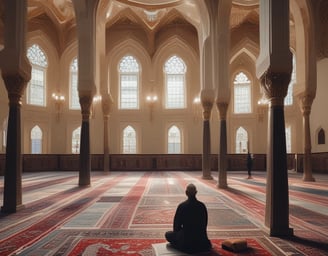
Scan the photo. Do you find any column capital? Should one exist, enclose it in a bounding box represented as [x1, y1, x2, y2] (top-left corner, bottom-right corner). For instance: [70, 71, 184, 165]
[101, 93, 114, 117]
[79, 91, 94, 121]
[298, 93, 314, 116]
[260, 71, 290, 106]
[3, 73, 29, 106]
[216, 101, 228, 120]
[201, 100, 214, 120]
[201, 89, 215, 120]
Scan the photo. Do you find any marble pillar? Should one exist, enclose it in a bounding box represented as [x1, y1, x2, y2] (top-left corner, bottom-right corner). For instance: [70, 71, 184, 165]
[201, 92, 214, 180]
[261, 73, 293, 236]
[300, 94, 315, 182]
[102, 94, 113, 173]
[79, 93, 93, 186]
[256, 0, 293, 236]
[216, 102, 228, 189]
[73, 0, 99, 186]
[0, 0, 31, 213]
[2, 75, 29, 213]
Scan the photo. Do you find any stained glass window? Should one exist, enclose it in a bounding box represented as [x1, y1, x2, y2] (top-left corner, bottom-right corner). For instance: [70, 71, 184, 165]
[234, 72, 251, 113]
[123, 126, 136, 154]
[119, 56, 139, 109]
[27, 44, 47, 106]
[164, 55, 186, 109]
[168, 125, 181, 153]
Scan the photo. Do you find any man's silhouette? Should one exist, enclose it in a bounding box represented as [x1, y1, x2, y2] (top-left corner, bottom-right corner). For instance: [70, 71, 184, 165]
[165, 183, 212, 254]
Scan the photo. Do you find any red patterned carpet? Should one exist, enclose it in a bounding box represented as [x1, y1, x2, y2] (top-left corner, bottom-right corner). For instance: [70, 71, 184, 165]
[0, 171, 328, 255]
[67, 238, 271, 256]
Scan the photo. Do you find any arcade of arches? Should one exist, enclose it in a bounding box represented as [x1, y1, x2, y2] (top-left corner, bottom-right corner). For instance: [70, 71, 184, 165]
[0, 0, 328, 249]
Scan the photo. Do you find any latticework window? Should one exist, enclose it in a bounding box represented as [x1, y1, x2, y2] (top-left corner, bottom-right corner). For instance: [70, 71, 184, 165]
[123, 126, 137, 154]
[285, 54, 296, 106]
[119, 56, 139, 109]
[234, 72, 251, 114]
[70, 58, 80, 109]
[168, 125, 181, 153]
[31, 125, 42, 154]
[236, 127, 248, 153]
[72, 127, 81, 154]
[27, 44, 47, 106]
[164, 55, 186, 109]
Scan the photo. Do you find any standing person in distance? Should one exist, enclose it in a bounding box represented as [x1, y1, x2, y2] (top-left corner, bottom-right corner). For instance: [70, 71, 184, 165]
[247, 152, 253, 179]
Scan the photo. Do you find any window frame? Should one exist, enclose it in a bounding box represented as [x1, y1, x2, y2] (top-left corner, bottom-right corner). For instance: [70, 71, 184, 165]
[164, 55, 187, 109]
[233, 71, 252, 114]
[118, 55, 140, 110]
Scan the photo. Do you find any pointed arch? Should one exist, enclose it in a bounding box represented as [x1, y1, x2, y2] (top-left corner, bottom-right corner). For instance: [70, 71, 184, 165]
[2, 117, 8, 151]
[119, 55, 140, 109]
[26, 44, 48, 106]
[122, 125, 137, 154]
[285, 52, 296, 106]
[72, 126, 81, 154]
[285, 125, 292, 153]
[31, 125, 42, 154]
[318, 128, 325, 145]
[236, 126, 248, 153]
[70, 57, 80, 109]
[233, 71, 251, 113]
[164, 55, 186, 109]
[168, 125, 181, 153]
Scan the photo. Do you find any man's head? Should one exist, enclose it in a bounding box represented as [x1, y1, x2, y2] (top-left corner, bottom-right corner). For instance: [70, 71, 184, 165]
[186, 183, 197, 197]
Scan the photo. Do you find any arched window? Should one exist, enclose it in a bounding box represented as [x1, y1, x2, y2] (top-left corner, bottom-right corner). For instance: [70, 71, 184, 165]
[164, 55, 186, 109]
[236, 127, 248, 153]
[123, 126, 136, 154]
[168, 125, 181, 153]
[285, 54, 296, 106]
[285, 126, 291, 153]
[318, 128, 325, 145]
[31, 125, 42, 154]
[27, 44, 47, 106]
[234, 72, 251, 114]
[119, 55, 139, 109]
[72, 127, 81, 154]
[70, 57, 80, 109]
[2, 118, 7, 151]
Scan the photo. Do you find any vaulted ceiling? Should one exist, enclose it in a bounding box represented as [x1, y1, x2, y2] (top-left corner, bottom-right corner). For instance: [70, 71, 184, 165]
[21, 0, 260, 55]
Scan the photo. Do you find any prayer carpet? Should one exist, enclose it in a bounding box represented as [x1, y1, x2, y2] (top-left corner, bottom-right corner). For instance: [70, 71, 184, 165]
[64, 238, 272, 256]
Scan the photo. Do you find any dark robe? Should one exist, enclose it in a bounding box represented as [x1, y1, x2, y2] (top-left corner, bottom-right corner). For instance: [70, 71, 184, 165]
[165, 196, 212, 253]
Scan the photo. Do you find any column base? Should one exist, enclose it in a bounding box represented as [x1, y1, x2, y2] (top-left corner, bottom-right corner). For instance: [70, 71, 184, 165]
[217, 182, 228, 189]
[269, 227, 294, 237]
[1, 204, 25, 214]
[303, 175, 315, 182]
[202, 174, 213, 180]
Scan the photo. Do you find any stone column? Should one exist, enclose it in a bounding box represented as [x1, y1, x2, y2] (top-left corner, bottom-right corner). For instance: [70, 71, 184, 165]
[256, 0, 293, 237]
[216, 102, 228, 188]
[299, 94, 315, 181]
[73, 0, 99, 186]
[78, 93, 93, 186]
[0, 0, 31, 213]
[102, 94, 113, 173]
[201, 90, 214, 180]
[260, 73, 293, 236]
